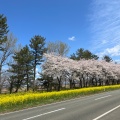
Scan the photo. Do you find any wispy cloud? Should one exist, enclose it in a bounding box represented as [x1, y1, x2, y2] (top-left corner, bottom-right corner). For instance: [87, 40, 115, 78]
[90, 0, 120, 58]
[97, 45, 120, 58]
[68, 36, 75, 41]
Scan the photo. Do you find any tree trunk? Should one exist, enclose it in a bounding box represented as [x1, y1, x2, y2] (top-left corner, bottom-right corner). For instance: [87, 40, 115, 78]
[65, 78, 67, 89]
[57, 77, 61, 91]
[27, 74, 29, 91]
[95, 79, 97, 86]
[0, 66, 2, 94]
[79, 78, 82, 88]
[46, 82, 49, 92]
[99, 79, 101, 86]
[112, 79, 114, 85]
[85, 81, 87, 87]
[0, 86, 1, 94]
[83, 78, 85, 87]
[91, 78, 93, 86]
[73, 80, 76, 88]
[69, 79, 73, 89]
[9, 81, 14, 94]
[15, 80, 21, 93]
[33, 66, 36, 92]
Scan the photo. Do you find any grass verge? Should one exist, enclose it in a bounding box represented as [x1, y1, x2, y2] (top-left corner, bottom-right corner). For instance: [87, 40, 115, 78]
[0, 85, 120, 113]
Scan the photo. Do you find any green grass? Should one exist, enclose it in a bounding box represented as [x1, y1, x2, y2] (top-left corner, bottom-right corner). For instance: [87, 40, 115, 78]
[0, 85, 120, 113]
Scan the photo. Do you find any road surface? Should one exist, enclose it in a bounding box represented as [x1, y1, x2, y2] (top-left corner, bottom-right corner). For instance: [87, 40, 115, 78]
[0, 89, 120, 120]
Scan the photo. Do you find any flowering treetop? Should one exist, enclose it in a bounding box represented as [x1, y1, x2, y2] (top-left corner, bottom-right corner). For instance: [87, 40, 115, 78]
[42, 53, 120, 81]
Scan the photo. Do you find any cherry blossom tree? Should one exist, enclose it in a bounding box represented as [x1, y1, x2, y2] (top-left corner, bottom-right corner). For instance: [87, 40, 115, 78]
[41, 53, 120, 90]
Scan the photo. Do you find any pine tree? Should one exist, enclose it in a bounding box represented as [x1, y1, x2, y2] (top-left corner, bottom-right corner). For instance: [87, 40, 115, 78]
[0, 14, 9, 49]
[8, 45, 34, 92]
[19, 45, 34, 91]
[0, 14, 9, 93]
[70, 48, 99, 60]
[102, 55, 112, 62]
[29, 35, 47, 91]
[8, 51, 25, 92]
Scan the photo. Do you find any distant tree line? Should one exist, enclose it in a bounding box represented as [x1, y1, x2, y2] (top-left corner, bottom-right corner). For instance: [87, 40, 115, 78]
[42, 54, 119, 91]
[0, 14, 114, 93]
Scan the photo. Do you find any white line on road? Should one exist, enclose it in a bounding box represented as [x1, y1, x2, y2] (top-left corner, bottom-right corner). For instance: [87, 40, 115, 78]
[95, 95, 112, 100]
[22, 108, 66, 120]
[93, 104, 120, 120]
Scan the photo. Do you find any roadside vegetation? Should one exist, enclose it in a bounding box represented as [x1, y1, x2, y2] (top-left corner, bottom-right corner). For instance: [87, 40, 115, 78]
[1, 85, 120, 113]
[1, 14, 120, 113]
[1, 14, 118, 94]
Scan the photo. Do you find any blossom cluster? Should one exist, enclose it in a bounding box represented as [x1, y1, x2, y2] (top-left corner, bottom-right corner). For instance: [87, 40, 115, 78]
[42, 53, 120, 85]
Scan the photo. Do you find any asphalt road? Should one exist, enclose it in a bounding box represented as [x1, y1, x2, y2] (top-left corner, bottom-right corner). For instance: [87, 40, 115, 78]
[1, 89, 120, 120]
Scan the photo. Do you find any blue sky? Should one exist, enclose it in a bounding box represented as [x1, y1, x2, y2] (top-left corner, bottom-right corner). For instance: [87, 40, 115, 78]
[1, 0, 120, 61]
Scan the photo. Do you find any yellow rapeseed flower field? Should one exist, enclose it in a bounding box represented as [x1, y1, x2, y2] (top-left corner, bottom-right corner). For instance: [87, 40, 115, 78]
[0, 85, 120, 112]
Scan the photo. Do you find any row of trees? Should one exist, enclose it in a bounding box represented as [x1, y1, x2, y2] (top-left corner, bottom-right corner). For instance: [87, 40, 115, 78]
[70, 48, 113, 62]
[0, 14, 46, 93]
[0, 14, 72, 93]
[8, 36, 46, 93]
[42, 54, 120, 91]
[0, 14, 115, 93]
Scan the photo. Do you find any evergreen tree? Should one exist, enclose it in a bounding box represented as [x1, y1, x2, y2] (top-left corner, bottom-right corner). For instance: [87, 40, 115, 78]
[0, 15, 17, 93]
[102, 55, 112, 62]
[19, 45, 34, 91]
[8, 64, 24, 93]
[8, 45, 34, 92]
[70, 48, 99, 60]
[0, 14, 9, 49]
[8, 51, 25, 92]
[29, 35, 47, 91]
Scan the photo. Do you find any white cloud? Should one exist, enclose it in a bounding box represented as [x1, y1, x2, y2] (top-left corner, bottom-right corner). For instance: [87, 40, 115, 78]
[101, 40, 108, 45]
[90, 0, 120, 57]
[68, 36, 75, 41]
[97, 45, 120, 58]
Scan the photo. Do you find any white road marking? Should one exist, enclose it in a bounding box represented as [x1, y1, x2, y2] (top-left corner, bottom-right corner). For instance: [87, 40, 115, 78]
[95, 95, 112, 100]
[93, 104, 120, 120]
[22, 108, 65, 120]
